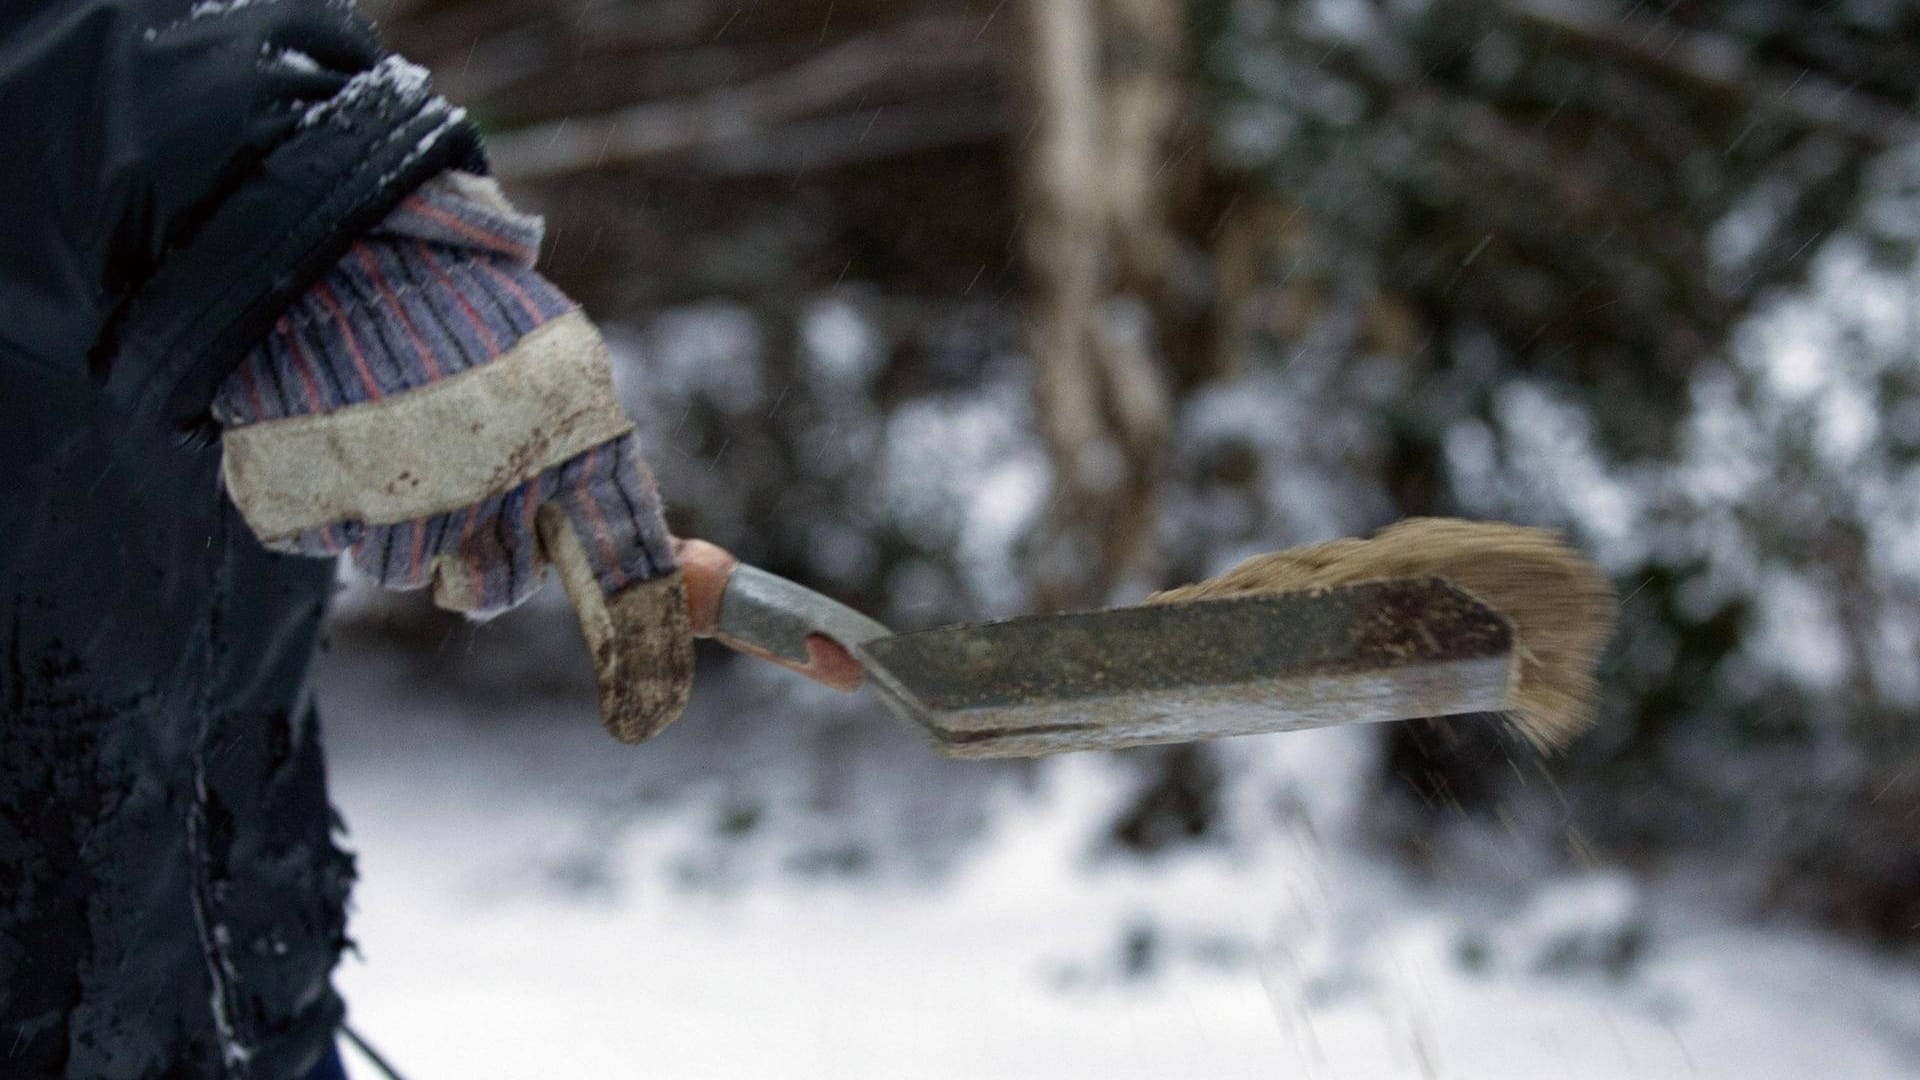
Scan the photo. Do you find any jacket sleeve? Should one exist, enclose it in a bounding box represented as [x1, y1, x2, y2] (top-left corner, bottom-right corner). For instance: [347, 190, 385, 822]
[0, 0, 481, 434]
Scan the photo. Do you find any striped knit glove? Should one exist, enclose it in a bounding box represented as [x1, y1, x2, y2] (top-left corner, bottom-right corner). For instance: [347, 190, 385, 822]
[213, 171, 690, 743]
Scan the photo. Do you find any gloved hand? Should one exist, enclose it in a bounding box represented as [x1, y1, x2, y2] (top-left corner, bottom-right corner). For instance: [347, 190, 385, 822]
[214, 171, 690, 742]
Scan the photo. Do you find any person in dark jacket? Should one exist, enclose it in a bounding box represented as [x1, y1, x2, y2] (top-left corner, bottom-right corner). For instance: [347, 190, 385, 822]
[1, 3, 693, 1076]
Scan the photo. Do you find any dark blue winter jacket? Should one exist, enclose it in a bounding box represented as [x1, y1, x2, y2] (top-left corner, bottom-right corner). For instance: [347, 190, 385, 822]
[0, 2, 480, 1075]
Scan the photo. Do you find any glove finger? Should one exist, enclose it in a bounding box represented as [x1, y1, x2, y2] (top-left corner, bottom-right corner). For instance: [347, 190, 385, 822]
[347, 518, 436, 591]
[379, 479, 547, 616]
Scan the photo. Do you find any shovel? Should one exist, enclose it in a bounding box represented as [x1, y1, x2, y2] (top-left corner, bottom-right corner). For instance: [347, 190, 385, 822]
[677, 541, 1516, 759]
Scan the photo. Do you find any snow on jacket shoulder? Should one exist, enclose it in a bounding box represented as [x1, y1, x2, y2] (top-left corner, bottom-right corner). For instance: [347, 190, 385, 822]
[0, 0, 482, 434]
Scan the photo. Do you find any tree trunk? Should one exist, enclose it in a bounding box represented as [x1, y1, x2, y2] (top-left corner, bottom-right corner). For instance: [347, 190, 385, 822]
[1011, 0, 1189, 609]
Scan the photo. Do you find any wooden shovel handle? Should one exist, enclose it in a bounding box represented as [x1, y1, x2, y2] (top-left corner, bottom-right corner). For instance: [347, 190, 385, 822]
[673, 537, 737, 637]
[672, 538, 876, 693]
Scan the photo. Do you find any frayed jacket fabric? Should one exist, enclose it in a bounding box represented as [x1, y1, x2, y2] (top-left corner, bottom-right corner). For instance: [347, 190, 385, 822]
[0, 2, 481, 1075]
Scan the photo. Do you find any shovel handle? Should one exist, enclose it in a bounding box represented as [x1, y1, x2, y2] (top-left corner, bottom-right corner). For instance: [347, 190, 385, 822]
[674, 538, 891, 692]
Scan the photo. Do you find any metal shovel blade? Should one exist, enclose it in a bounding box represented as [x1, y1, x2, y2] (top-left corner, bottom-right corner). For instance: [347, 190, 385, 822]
[710, 564, 1515, 759]
[856, 580, 1516, 758]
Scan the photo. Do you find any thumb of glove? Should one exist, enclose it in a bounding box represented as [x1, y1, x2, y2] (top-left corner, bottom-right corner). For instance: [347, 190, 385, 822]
[537, 503, 693, 743]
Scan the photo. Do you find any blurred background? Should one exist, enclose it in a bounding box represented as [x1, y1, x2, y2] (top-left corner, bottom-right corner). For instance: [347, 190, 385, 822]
[321, 1, 1920, 1075]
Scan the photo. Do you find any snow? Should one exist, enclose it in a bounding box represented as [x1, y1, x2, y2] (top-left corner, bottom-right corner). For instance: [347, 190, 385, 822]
[1751, 568, 1851, 690]
[878, 377, 1047, 618]
[188, 0, 270, 19]
[641, 305, 767, 414]
[801, 298, 885, 389]
[1489, 380, 1644, 567]
[267, 48, 322, 75]
[145, 0, 275, 40]
[301, 56, 437, 129]
[313, 622, 1920, 1080]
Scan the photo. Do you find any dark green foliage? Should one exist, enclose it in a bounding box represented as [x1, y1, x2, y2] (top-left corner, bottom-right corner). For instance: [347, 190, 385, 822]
[1192, 0, 1920, 938]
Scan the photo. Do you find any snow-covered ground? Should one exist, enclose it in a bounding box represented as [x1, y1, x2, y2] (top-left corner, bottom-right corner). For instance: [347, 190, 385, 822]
[313, 603, 1920, 1079]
